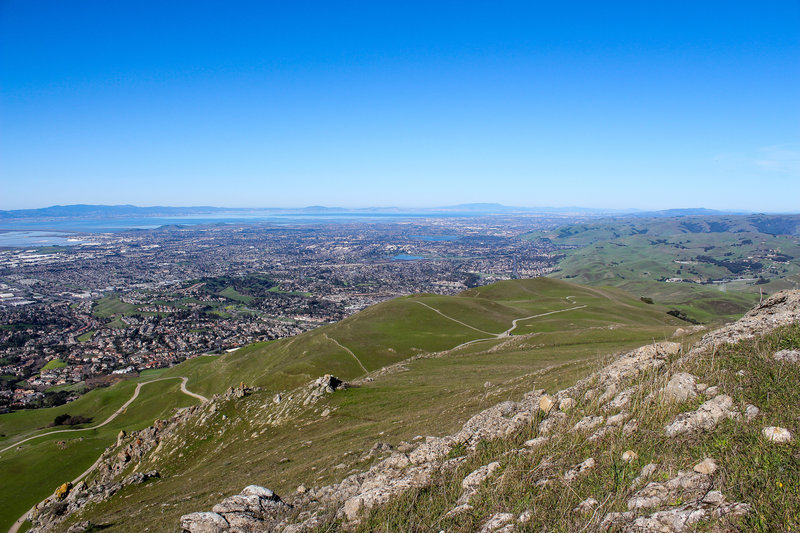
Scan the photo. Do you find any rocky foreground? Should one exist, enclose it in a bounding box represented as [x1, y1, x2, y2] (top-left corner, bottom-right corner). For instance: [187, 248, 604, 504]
[30, 291, 800, 532]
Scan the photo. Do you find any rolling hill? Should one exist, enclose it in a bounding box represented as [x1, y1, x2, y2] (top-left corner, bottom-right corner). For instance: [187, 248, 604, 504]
[525, 215, 800, 323]
[3, 278, 685, 531]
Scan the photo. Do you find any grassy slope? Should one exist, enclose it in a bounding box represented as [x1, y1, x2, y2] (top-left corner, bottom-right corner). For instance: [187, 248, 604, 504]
[92, 296, 137, 318]
[162, 279, 680, 400]
[526, 217, 800, 324]
[353, 323, 800, 533]
[0, 378, 200, 531]
[56, 279, 685, 531]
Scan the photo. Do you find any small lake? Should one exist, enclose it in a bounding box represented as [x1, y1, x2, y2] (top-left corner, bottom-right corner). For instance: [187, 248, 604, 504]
[391, 254, 425, 261]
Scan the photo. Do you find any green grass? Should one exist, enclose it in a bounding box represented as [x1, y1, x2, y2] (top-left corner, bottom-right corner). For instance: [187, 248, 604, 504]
[40, 360, 66, 372]
[77, 330, 95, 342]
[0, 378, 201, 531]
[343, 325, 800, 533]
[159, 279, 682, 399]
[47, 278, 686, 532]
[45, 382, 87, 394]
[106, 317, 128, 329]
[268, 285, 312, 297]
[217, 286, 254, 303]
[92, 296, 137, 318]
[529, 218, 800, 324]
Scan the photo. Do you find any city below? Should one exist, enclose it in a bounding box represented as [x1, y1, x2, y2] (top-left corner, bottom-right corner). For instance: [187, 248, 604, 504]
[0, 209, 567, 411]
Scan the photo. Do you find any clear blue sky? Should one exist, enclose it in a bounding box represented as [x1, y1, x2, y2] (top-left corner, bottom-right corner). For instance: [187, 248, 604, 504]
[1, 1, 798, 211]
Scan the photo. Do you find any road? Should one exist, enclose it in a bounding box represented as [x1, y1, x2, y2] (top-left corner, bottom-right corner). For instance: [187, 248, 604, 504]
[6, 376, 206, 533]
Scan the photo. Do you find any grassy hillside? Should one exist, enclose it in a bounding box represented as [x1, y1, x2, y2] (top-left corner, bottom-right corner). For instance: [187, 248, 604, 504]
[0, 375, 200, 532]
[159, 278, 680, 398]
[37, 278, 688, 532]
[525, 215, 800, 323]
[351, 323, 800, 532]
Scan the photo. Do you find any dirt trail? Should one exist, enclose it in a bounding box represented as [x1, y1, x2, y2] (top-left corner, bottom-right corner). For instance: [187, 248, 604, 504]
[0, 377, 206, 456]
[6, 376, 206, 533]
[324, 334, 369, 373]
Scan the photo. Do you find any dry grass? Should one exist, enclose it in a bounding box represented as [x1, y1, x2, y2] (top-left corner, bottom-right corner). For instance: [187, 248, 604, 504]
[334, 324, 800, 532]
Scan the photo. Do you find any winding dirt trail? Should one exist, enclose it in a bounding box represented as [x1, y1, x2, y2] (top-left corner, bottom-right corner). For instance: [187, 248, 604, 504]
[0, 377, 206, 456]
[415, 299, 588, 350]
[8, 302, 586, 532]
[6, 376, 206, 533]
[501, 305, 587, 337]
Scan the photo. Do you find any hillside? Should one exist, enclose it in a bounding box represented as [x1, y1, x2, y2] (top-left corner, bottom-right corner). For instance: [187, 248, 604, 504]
[525, 214, 800, 324]
[6, 278, 684, 532]
[155, 278, 681, 399]
[32, 289, 798, 533]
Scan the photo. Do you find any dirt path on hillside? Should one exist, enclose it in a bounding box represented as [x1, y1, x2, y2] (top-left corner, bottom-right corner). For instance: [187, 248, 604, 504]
[324, 335, 369, 373]
[415, 301, 589, 350]
[0, 376, 206, 456]
[413, 301, 498, 335]
[6, 376, 206, 533]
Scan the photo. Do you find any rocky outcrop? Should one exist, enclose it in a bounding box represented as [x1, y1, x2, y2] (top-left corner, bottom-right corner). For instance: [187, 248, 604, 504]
[688, 290, 800, 353]
[181, 486, 290, 533]
[664, 394, 737, 437]
[774, 349, 800, 363]
[176, 327, 751, 531]
[662, 372, 699, 402]
[30, 471, 160, 532]
[178, 341, 689, 530]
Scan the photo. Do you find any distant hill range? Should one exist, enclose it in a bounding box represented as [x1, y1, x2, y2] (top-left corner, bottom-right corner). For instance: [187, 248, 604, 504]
[0, 203, 765, 221]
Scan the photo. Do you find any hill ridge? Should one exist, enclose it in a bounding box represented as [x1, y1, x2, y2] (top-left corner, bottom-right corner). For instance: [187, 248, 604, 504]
[27, 290, 800, 532]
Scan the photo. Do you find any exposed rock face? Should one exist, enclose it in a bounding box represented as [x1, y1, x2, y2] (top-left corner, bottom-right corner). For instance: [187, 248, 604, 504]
[478, 512, 515, 532]
[774, 349, 800, 363]
[664, 395, 737, 437]
[30, 471, 159, 532]
[603, 466, 754, 531]
[762, 426, 793, 443]
[689, 290, 800, 353]
[564, 458, 596, 482]
[181, 485, 290, 532]
[627, 470, 712, 511]
[180, 511, 230, 533]
[303, 375, 344, 405]
[621, 450, 638, 463]
[176, 328, 750, 532]
[662, 372, 699, 403]
[573, 415, 603, 432]
[457, 462, 500, 506]
[692, 457, 718, 475]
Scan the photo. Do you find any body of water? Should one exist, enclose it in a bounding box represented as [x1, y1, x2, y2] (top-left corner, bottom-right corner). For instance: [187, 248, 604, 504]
[392, 254, 425, 261]
[0, 212, 485, 234]
[0, 231, 86, 248]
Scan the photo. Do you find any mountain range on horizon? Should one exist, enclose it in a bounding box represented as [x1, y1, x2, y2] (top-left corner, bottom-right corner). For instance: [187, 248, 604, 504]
[0, 203, 759, 221]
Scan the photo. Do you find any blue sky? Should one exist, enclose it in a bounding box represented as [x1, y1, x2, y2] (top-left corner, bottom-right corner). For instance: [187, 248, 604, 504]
[1, 1, 798, 211]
